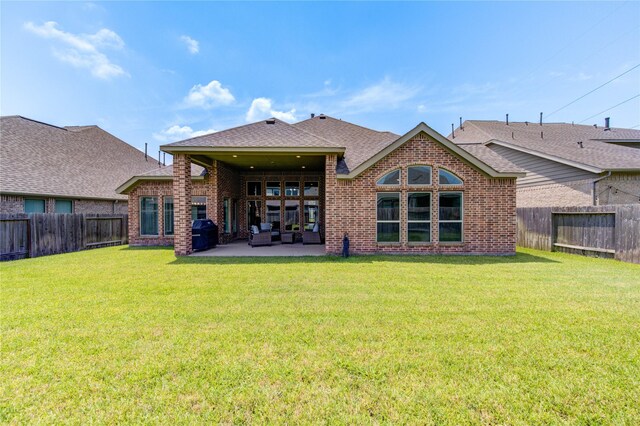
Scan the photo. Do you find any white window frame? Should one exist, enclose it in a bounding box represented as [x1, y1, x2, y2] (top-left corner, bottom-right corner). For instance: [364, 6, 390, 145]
[407, 166, 432, 186]
[407, 192, 431, 243]
[163, 196, 174, 236]
[139, 196, 159, 237]
[376, 169, 401, 186]
[438, 191, 463, 243]
[376, 192, 401, 243]
[438, 168, 463, 186]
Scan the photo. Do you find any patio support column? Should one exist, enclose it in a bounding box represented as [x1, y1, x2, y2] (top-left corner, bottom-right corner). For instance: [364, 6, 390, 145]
[324, 154, 338, 254]
[173, 153, 192, 256]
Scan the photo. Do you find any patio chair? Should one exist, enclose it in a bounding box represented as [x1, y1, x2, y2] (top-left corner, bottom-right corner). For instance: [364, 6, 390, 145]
[249, 225, 272, 247]
[302, 223, 322, 245]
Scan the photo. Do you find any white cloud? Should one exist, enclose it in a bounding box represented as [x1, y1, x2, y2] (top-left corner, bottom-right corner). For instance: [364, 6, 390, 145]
[24, 21, 126, 79]
[342, 77, 418, 112]
[153, 125, 216, 142]
[417, 104, 428, 113]
[246, 98, 297, 122]
[180, 35, 199, 54]
[184, 80, 235, 109]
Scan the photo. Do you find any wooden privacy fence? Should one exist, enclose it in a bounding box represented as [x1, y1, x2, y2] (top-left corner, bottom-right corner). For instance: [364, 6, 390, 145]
[517, 205, 640, 264]
[0, 214, 128, 261]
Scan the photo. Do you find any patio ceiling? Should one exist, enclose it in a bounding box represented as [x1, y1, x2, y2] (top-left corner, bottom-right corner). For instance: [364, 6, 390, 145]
[197, 152, 327, 171]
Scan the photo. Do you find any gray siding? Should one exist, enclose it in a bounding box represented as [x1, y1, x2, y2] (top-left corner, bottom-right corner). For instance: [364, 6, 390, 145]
[488, 144, 597, 188]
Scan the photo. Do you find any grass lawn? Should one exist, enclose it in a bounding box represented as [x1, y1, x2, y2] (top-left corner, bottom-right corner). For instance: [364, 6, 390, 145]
[1, 247, 639, 424]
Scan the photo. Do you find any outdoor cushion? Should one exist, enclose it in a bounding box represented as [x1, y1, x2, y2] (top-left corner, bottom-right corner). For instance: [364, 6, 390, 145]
[260, 223, 271, 232]
[251, 225, 259, 235]
[312, 222, 319, 233]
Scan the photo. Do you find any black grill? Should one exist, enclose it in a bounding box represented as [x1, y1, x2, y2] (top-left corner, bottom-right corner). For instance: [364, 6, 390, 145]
[192, 219, 218, 251]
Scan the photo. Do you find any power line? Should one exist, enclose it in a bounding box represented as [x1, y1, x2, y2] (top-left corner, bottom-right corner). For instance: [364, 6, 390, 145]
[578, 94, 640, 124]
[545, 63, 640, 118]
[631, 124, 640, 129]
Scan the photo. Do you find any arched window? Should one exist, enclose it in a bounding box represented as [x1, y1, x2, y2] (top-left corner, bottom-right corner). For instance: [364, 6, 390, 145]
[408, 166, 432, 185]
[438, 168, 463, 185]
[376, 169, 401, 186]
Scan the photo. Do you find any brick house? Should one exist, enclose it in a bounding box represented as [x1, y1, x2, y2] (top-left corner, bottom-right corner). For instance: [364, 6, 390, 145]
[449, 119, 640, 207]
[0, 116, 162, 214]
[118, 115, 524, 256]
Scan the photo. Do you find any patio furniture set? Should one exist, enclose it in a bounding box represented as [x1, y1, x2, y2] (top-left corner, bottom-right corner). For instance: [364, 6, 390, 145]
[249, 223, 322, 247]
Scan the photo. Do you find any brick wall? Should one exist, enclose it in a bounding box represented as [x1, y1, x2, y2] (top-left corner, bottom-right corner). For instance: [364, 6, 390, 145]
[1, 194, 124, 214]
[514, 172, 640, 207]
[324, 132, 518, 255]
[516, 180, 593, 207]
[596, 172, 640, 205]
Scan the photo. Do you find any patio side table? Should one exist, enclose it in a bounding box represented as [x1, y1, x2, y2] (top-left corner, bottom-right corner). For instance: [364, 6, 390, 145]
[281, 232, 295, 244]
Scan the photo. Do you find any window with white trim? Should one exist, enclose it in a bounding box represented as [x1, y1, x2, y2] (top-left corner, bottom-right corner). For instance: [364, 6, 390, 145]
[407, 192, 431, 242]
[140, 197, 159, 236]
[376, 192, 400, 242]
[439, 192, 463, 242]
[408, 166, 432, 186]
[164, 196, 174, 236]
[376, 169, 400, 186]
[438, 168, 463, 185]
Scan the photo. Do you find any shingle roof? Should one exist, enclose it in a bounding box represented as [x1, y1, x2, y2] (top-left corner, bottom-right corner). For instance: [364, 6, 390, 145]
[165, 118, 342, 149]
[451, 120, 640, 171]
[458, 144, 524, 174]
[138, 164, 205, 177]
[0, 115, 161, 200]
[293, 115, 400, 173]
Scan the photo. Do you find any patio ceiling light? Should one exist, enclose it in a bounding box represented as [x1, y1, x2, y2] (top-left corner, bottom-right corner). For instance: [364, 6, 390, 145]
[301, 166, 306, 169]
[296, 155, 301, 158]
[232, 155, 238, 158]
[250, 166, 254, 169]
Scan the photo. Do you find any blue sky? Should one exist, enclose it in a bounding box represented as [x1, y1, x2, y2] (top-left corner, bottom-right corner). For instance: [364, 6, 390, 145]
[2, 1, 639, 161]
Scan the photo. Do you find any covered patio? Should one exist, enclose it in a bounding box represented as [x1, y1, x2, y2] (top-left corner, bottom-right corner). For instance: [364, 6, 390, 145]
[190, 240, 326, 257]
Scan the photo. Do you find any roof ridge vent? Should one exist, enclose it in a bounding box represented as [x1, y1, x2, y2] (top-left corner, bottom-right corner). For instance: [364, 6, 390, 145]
[266, 118, 276, 124]
[319, 114, 327, 120]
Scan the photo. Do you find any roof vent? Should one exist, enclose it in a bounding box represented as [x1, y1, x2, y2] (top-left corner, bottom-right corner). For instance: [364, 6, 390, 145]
[311, 113, 315, 118]
[319, 114, 326, 120]
[577, 141, 584, 148]
[266, 118, 276, 125]
[604, 117, 610, 131]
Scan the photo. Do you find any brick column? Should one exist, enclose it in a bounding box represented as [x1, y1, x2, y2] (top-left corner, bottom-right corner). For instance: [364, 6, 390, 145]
[173, 153, 192, 256]
[324, 154, 338, 254]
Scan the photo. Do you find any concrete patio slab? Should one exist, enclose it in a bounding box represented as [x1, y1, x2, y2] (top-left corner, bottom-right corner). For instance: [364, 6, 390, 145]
[190, 240, 326, 257]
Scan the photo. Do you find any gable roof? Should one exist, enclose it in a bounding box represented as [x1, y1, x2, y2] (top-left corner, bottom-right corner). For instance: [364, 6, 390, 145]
[450, 120, 640, 172]
[163, 117, 344, 152]
[335, 122, 525, 179]
[0, 115, 160, 200]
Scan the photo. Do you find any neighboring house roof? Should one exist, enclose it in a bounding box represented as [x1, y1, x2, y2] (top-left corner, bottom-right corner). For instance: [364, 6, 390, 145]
[0, 115, 161, 200]
[450, 120, 640, 172]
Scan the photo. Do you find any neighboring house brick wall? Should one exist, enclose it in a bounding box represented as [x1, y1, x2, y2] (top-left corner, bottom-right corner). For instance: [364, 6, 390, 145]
[514, 172, 640, 207]
[516, 180, 593, 207]
[596, 172, 640, 205]
[0, 195, 24, 214]
[1, 194, 126, 214]
[324, 132, 517, 255]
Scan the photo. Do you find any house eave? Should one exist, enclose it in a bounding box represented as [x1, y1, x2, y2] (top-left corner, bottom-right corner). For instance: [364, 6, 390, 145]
[116, 175, 205, 195]
[484, 139, 605, 174]
[160, 146, 346, 155]
[0, 190, 127, 201]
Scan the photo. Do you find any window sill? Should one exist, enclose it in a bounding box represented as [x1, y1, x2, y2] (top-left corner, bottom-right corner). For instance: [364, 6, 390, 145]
[438, 241, 465, 246]
[139, 235, 161, 238]
[408, 242, 433, 246]
[376, 242, 402, 245]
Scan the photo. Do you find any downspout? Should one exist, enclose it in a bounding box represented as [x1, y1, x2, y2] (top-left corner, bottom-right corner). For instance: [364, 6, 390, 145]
[592, 171, 612, 206]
